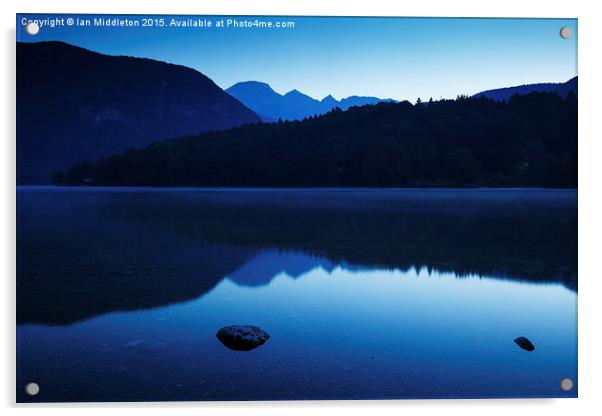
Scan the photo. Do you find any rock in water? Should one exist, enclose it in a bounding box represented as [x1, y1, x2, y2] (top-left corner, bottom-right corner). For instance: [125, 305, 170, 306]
[216, 325, 270, 351]
[514, 336, 535, 351]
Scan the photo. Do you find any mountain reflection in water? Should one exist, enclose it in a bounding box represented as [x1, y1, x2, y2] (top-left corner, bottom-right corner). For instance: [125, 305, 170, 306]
[16, 188, 577, 401]
[17, 187, 576, 325]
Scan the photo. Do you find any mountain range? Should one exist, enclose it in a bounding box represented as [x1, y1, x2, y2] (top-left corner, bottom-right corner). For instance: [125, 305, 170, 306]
[17, 41, 578, 185]
[226, 81, 395, 121]
[227, 77, 578, 122]
[17, 41, 261, 184]
[473, 77, 578, 101]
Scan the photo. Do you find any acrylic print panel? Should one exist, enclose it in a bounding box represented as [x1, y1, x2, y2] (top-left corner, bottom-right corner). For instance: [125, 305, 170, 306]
[16, 14, 577, 402]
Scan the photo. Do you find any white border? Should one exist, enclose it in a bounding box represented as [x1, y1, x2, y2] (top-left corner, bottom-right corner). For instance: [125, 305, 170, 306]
[3, 1, 601, 415]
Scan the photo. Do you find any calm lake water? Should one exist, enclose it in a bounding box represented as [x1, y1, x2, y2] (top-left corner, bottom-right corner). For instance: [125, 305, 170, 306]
[16, 187, 577, 401]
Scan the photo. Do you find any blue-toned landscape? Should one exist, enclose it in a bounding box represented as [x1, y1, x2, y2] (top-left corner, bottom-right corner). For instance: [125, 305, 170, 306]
[17, 188, 577, 401]
[16, 15, 577, 402]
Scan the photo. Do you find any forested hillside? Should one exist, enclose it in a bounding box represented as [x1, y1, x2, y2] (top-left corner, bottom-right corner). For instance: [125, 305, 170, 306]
[55, 91, 577, 188]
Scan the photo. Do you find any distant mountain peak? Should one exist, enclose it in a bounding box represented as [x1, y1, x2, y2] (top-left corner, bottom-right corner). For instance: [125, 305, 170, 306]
[229, 80, 273, 89]
[321, 94, 338, 104]
[227, 81, 393, 121]
[284, 89, 306, 97]
[226, 81, 280, 98]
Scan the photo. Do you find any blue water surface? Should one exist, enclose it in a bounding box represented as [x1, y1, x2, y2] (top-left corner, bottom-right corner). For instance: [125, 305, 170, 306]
[16, 187, 577, 401]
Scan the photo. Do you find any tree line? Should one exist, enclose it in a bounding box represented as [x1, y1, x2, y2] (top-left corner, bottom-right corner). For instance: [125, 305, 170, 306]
[53, 91, 577, 187]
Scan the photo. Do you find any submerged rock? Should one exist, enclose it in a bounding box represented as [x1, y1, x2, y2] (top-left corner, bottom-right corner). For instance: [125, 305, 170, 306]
[514, 336, 535, 351]
[216, 325, 270, 351]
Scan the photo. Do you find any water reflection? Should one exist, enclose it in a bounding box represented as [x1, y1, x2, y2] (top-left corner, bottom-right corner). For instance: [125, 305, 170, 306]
[17, 187, 577, 325]
[17, 255, 577, 401]
[16, 188, 577, 401]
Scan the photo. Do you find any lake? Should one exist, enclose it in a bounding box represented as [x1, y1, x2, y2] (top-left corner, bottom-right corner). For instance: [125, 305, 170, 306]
[16, 187, 577, 401]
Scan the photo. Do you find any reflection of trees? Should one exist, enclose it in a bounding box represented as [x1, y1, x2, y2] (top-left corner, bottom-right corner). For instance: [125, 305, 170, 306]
[17, 189, 576, 325]
[115, 190, 577, 289]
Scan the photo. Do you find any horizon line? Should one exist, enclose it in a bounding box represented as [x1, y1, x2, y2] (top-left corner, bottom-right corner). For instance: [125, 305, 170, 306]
[18, 39, 576, 103]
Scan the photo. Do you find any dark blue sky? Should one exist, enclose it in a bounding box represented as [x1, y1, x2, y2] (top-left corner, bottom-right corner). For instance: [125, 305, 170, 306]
[17, 14, 577, 101]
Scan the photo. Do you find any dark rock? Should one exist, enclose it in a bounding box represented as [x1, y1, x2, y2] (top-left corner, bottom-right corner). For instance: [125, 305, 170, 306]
[514, 336, 535, 351]
[216, 325, 270, 351]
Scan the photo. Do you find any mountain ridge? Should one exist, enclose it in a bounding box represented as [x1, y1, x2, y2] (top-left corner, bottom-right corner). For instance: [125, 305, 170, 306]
[473, 76, 577, 101]
[226, 80, 395, 121]
[17, 41, 261, 184]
